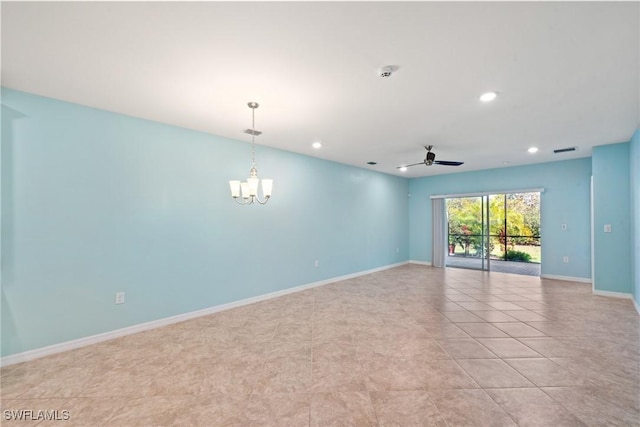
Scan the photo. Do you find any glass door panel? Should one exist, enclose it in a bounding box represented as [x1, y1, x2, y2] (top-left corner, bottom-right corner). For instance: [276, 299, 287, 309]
[446, 196, 488, 271]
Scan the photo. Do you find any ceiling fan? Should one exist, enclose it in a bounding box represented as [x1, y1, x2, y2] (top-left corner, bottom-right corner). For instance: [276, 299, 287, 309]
[398, 145, 464, 169]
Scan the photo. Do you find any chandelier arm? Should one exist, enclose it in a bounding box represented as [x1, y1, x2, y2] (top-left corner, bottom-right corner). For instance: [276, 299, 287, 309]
[233, 197, 254, 205]
[255, 195, 270, 205]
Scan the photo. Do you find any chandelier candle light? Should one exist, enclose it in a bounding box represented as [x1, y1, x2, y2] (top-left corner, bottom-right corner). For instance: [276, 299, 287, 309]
[229, 102, 273, 205]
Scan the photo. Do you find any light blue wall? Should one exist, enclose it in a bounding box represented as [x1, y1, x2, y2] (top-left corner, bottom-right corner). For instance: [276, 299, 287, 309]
[409, 159, 593, 279]
[592, 142, 632, 294]
[629, 130, 639, 303]
[0, 88, 410, 357]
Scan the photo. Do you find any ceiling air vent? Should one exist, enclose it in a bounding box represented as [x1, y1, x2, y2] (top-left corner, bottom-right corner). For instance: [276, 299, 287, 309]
[553, 147, 577, 154]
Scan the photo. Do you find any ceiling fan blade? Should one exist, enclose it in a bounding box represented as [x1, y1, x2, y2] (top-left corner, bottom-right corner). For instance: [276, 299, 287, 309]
[434, 160, 464, 166]
[398, 161, 426, 168]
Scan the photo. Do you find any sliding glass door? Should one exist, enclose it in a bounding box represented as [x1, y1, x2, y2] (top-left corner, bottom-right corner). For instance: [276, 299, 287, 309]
[445, 192, 540, 275]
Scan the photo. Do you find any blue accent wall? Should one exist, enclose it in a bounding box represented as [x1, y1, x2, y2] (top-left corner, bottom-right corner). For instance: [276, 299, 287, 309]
[1, 88, 410, 356]
[409, 159, 593, 280]
[629, 129, 640, 304]
[592, 142, 632, 294]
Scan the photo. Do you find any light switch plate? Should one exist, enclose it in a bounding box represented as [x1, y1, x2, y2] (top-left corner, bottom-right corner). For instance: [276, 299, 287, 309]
[604, 224, 612, 233]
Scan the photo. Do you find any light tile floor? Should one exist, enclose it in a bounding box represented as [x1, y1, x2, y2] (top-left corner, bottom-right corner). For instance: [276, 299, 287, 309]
[1, 264, 639, 426]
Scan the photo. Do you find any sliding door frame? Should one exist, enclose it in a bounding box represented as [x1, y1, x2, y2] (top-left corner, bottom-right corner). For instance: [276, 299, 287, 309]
[434, 188, 544, 272]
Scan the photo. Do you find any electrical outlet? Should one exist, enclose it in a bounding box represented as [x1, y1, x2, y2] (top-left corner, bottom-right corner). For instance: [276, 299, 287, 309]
[115, 292, 125, 304]
[561, 224, 567, 231]
[604, 224, 612, 233]
[396, 247, 400, 253]
[314, 260, 319, 268]
[563, 256, 569, 263]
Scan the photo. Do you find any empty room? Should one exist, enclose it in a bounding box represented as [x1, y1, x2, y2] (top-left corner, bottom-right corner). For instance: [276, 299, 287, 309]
[1, 2, 639, 426]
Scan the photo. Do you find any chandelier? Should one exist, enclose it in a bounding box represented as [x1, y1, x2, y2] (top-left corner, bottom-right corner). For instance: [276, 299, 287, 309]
[229, 102, 273, 205]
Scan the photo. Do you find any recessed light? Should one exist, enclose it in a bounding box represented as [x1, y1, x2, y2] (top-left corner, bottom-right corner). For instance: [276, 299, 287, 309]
[480, 91, 498, 102]
[366, 161, 378, 165]
[312, 142, 322, 149]
[528, 147, 539, 154]
[502, 161, 510, 165]
[399, 166, 408, 172]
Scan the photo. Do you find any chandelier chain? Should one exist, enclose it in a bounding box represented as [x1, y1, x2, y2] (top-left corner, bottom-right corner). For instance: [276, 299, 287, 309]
[251, 105, 256, 168]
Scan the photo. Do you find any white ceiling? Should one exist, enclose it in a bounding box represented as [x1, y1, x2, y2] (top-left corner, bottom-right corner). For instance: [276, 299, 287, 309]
[2, 2, 639, 178]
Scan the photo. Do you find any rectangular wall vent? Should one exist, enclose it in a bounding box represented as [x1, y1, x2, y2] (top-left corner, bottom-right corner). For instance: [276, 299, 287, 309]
[553, 147, 577, 154]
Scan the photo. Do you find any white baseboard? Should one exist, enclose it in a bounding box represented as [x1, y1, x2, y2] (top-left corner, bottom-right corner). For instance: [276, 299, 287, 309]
[592, 289, 632, 299]
[540, 274, 592, 284]
[633, 297, 640, 316]
[409, 260, 432, 266]
[1, 261, 409, 367]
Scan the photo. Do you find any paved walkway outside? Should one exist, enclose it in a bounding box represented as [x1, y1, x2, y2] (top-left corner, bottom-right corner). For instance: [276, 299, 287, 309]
[446, 255, 541, 276]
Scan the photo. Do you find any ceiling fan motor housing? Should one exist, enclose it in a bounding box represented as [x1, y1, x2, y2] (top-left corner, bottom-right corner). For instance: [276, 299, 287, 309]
[426, 151, 436, 165]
